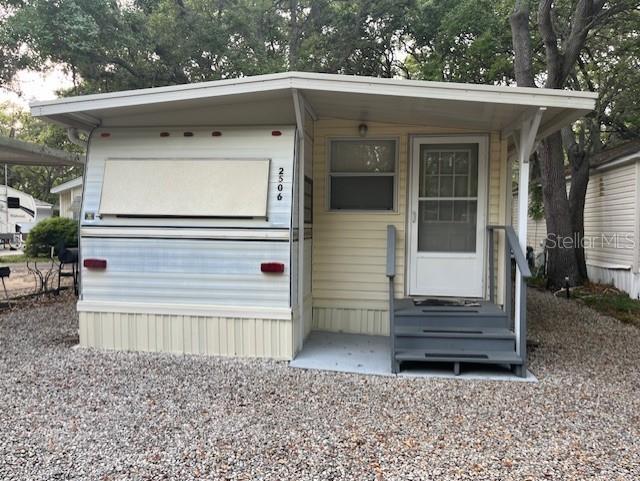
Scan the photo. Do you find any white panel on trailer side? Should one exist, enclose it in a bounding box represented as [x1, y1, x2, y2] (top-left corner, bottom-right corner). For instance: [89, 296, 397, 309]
[78, 126, 297, 358]
[82, 127, 295, 229]
[99, 158, 271, 217]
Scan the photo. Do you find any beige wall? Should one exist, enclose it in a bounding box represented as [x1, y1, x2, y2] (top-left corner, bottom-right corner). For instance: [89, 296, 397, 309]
[584, 162, 637, 269]
[79, 311, 293, 359]
[311, 119, 507, 335]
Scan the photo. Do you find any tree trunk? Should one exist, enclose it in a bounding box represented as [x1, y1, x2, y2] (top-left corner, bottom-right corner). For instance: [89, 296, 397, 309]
[565, 129, 590, 281]
[288, 0, 300, 70]
[539, 132, 583, 288]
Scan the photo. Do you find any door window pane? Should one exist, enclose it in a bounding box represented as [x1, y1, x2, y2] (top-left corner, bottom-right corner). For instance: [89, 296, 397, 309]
[418, 143, 479, 253]
[454, 176, 469, 197]
[418, 200, 477, 252]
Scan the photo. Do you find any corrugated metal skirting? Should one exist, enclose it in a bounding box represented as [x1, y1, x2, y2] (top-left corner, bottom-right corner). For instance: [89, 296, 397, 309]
[312, 307, 389, 336]
[79, 312, 293, 360]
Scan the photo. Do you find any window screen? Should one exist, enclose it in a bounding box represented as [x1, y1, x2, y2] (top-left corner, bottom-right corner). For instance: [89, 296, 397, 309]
[329, 139, 396, 210]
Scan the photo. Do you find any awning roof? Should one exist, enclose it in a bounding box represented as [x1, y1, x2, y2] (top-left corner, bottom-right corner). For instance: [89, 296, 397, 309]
[50, 176, 83, 194]
[0, 136, 84, 166]
[30, 71, 597, 141]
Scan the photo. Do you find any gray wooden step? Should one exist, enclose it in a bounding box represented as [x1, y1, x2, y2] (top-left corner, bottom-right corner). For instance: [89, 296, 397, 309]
[394, 298, 510, 329]
[395, 349, 523, 365]
[395, 326, 515, 351]
[394, 326, 515, 338]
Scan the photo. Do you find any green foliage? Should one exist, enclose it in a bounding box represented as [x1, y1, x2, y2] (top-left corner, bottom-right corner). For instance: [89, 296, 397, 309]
[528, 183, 544, 221]
[24, 217, 78, 257]
[574, 283, 640, 328]
[404, 0, 514, 83]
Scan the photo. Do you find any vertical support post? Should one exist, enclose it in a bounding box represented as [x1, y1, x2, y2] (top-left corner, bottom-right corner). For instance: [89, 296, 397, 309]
[292, 89, 305, 353]
[488, 227, 495, 303]
[513, 108, 544, 369]
[515, 153, 529, 354]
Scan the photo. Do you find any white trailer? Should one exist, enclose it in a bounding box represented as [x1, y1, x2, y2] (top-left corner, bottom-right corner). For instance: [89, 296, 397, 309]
[76, 126, 298, 357]
[0, 185, 39, 248]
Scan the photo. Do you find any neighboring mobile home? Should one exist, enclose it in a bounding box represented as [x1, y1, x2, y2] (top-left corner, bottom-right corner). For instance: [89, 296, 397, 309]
[0, 185, 38, 235]
[31, 72, 596, 375]
[515, 141, 640, 298]
[51, 176, 83, 220]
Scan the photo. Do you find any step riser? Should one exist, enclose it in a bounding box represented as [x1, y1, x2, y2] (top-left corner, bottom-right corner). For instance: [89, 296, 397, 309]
[395, 315, 510, 329]
[395, 336, 515, 352]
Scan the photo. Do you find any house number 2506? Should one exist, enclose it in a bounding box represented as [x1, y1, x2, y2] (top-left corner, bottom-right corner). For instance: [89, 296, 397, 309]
[277, 167, 284, 200]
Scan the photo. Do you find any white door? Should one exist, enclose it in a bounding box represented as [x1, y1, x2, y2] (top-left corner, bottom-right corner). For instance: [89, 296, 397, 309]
[408, 136, 488, 297]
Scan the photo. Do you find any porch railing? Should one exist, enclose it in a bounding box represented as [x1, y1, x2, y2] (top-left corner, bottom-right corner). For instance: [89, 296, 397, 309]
[487, 225, 532, 375]
[386, 225, 397, 373]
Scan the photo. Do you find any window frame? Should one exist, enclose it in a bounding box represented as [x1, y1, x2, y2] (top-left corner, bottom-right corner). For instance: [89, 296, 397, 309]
[326, 136, 399, 213]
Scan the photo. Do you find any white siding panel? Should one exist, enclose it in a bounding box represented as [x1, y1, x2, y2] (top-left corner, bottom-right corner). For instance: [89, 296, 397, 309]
[584, 163, 636, 268]
[587, 265, 640, 299]
[83, 127, 295, 229]
[81, 237, 290, 307]
[79, 311, 293, 359]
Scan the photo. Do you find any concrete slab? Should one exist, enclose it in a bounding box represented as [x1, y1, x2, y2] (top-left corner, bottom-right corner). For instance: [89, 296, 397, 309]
[290, 331, 537, 382]
[290, 331, 392, 376]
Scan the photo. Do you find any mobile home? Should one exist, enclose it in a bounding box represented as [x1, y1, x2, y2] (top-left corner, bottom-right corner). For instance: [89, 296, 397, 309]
[31, 72, 596, 375]
[51, 176, 83, 220]
[515, 141, 640, 298]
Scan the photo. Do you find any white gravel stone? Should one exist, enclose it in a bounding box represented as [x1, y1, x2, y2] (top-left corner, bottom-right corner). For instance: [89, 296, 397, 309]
[0, 289, 639, 480]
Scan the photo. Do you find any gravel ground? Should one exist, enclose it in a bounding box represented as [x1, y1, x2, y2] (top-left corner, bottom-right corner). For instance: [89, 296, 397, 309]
[1, 290, 639, 480]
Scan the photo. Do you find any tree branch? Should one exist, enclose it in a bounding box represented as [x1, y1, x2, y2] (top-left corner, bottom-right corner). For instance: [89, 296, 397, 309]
[538, 0, 563, 87]
[510, 0, 536, 87]
[561, 0, 606, 85]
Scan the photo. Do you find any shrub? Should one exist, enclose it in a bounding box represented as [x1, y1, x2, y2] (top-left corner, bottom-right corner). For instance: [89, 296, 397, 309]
[25, 217, 78, 257]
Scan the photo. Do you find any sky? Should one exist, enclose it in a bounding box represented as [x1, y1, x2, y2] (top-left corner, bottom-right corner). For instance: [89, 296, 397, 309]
[0, 66, 73, 110]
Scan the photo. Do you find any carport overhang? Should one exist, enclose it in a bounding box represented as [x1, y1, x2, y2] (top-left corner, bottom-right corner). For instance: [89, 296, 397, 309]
[30, 71, 597, 146]
[0, 135, 84, 166]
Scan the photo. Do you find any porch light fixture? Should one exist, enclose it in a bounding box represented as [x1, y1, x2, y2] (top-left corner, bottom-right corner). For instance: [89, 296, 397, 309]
[358, 123, 368, 137]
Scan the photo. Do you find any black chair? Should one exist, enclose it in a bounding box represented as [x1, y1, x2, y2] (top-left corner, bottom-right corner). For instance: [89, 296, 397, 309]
[56, 246, 79, 296]
[0, 266, 10, 302]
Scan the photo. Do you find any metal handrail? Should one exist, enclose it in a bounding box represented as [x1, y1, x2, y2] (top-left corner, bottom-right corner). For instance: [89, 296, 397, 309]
[487, 224, 529, 377]
[386, 225, 397, 373]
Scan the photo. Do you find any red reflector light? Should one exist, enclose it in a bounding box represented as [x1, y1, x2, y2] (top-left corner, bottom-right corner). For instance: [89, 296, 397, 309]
[211, 131, 222, 137]
[100, 132, 111, 138]
[83, 259, 107, 269]
[261, 262, 284, 273]
[271, 130, 282, 136]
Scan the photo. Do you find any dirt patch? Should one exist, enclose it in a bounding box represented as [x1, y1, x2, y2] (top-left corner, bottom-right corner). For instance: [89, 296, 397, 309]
[0, 261, 75, 300]
[570, 282, 640, 328]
